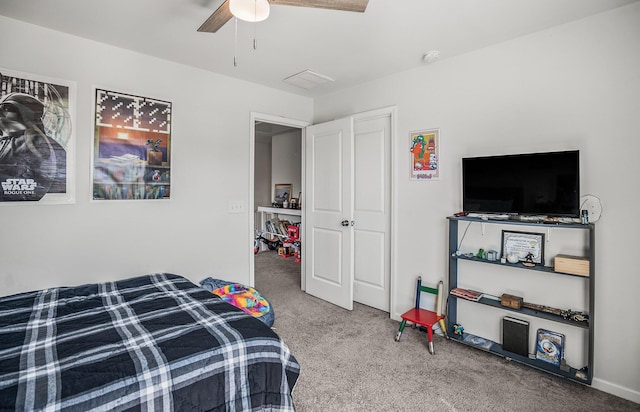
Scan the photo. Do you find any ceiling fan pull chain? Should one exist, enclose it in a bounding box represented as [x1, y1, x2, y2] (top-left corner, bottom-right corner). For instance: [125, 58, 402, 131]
[252, 0, 258, 50]
[234, 17, 238, 67]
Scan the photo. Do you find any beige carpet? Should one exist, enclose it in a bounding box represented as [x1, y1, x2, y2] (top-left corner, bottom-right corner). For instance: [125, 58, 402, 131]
[254, 251, 638, 412]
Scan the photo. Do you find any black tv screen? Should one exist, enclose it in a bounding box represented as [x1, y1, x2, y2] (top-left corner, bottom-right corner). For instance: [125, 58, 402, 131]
[462, 150, 580, 217]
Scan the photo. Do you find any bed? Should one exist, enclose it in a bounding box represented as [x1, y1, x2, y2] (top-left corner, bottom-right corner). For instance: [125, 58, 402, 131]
[0, 273, 299, 411]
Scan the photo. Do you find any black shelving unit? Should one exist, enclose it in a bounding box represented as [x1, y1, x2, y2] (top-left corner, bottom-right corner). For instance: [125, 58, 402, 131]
[446, 216, 594, 385]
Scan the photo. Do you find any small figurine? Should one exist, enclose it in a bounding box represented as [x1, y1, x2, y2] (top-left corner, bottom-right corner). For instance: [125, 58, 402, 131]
[453, 324, 464, 336]
[522, 252, 535, 267]
[561, 309, 590, 324]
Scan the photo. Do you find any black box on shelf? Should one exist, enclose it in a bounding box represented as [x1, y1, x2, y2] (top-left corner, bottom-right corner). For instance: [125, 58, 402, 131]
[502, 316, 529, 357]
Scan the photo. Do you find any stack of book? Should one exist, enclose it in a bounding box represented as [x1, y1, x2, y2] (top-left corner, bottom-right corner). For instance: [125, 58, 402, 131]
[450, 288, 483, 301]
[265, 219, 292, 236]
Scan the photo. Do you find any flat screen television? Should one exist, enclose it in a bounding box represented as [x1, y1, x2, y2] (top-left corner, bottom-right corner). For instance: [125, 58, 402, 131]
[462, 150, 580, 217]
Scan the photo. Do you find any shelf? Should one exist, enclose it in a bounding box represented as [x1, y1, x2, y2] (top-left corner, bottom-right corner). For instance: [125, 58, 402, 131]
[448, 333, 589, 384]
[256, 206, 302, 253]
[257, 206, 301, 216]
[451, 254, 590, 279]
[447, 217, 594, 385]
[450, 295, 589, 329]
[448, 215, 592, 230]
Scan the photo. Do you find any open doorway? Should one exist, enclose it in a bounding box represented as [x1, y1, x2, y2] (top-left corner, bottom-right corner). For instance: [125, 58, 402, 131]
[250, 114, 307, 292]
[248, 107, 395, 314]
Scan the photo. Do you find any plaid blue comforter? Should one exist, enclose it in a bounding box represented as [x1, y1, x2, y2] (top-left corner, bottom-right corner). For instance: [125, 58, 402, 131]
[0, 273, 299, 411]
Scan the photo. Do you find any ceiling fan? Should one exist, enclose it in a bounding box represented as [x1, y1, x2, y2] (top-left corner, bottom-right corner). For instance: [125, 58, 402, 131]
[197, 0, 369, 33]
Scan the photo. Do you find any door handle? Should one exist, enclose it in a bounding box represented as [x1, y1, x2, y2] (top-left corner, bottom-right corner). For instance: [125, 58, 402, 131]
[341, 220, 355, 227]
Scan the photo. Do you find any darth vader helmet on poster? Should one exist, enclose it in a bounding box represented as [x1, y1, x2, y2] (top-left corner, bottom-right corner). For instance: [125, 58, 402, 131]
[0, 92, 67, 201]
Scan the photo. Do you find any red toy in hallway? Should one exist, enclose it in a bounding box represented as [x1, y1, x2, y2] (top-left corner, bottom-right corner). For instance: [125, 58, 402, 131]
[281, 224, 301, 262]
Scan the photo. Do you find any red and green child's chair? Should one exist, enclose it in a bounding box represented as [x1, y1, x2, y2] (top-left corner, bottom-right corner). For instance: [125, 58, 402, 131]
[395, 276, 446, 354]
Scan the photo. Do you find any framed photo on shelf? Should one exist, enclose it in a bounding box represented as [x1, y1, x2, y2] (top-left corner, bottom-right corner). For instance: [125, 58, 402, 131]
[501, 230, 544, 264]
[274, 183, 292, 207]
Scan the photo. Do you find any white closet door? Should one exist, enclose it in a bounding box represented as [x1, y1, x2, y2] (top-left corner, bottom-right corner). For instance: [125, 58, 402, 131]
[352, 113, 391, 311]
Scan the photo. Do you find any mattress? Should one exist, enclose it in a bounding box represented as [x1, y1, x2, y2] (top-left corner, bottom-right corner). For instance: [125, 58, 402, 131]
[0, 273, 299, 411]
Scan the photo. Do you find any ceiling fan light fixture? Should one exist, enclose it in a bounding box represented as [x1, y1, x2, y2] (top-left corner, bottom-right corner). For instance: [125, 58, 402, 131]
[230, 0, 270, 22]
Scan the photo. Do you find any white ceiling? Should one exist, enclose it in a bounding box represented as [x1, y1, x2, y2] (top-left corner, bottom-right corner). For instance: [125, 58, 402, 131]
[1, 0, 637, 98]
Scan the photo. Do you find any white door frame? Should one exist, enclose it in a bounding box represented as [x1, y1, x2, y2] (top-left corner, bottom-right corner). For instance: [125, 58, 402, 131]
[248, 112, 309, 289]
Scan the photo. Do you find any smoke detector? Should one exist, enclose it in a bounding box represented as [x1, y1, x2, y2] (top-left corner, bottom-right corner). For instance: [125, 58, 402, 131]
[422, 50, 441, 64]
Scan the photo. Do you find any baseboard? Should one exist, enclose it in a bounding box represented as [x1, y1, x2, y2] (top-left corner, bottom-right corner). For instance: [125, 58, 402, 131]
[592, 378, 640, 404]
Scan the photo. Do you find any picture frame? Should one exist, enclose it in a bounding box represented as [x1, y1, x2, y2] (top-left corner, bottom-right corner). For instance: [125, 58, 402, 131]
[409, 128, 440, 180]
[501, 230, 545, 264]
[0, 67, 76, 204]
[274, 183, 292, 207]
[91, 88, 172, 201]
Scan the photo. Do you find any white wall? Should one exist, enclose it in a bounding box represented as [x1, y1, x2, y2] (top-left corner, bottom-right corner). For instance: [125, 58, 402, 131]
[314, 3, 640, 403]
[254, 131, 301, 210]
[254, 140, 272, 210]
[271, 130, 302, 203]
[0, 16, 313, 293]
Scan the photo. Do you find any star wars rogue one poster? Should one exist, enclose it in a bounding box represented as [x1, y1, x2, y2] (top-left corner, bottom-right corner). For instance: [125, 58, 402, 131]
[0, 68, 75, 204]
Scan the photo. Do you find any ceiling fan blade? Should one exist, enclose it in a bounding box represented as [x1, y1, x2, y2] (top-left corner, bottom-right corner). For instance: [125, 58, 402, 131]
[197, 0, 234, 33]
[197, 0, 367, 33]
[270, 0, 368, 13]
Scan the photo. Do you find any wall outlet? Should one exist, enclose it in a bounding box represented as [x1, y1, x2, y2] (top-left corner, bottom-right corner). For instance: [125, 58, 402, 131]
[228, 200, 245, 214]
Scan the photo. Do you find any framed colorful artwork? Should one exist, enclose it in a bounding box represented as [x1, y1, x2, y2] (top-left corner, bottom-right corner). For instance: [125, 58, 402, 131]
[0, 68, 76, 204]
[409, 128, 440, 180]
[92, 88, 172, 200]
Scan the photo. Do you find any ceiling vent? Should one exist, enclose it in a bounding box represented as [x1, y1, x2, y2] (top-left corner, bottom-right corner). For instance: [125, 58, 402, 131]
[283, 69, 334, 90]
